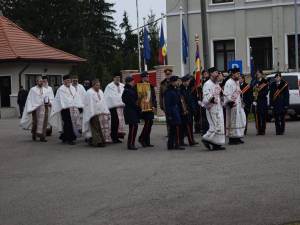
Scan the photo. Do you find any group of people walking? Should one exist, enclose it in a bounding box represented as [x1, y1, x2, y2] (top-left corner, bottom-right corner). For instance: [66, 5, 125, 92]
[20, 66, 289, 151]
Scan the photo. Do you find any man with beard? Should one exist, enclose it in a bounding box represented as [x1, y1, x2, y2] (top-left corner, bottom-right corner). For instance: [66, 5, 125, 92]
[82, 79, 112, 147]
[224, 68, 246, 145]
[42, 75, 55, 136]
[201, 67, 226, 151]
[269, 73, 289, 135]
[20, 76, 50, 142]
[50, 75, 84, 145]
[104, 73, 126, 143]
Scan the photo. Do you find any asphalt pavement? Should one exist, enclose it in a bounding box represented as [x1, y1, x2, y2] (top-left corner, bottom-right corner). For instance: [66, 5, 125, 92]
[0, 119, 300, 225]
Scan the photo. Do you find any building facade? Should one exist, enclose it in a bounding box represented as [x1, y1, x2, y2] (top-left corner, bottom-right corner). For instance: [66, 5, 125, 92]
[166, 0, 300, 75]
[0, 16, 85, 118]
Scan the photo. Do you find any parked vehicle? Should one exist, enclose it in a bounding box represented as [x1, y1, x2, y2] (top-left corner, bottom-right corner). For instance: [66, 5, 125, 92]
[266, 73, 300, 120]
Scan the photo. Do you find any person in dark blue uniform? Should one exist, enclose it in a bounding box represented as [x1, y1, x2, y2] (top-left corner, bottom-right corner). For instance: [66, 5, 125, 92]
[122, 76, 141, 150]
[269, 73, 289, 135]
[180, 75, 198, 146]
[240, 74, 253, 135]
[164, 75, 185, 150]
[253, 70, 269, 135]
[137, 71, 157, 147]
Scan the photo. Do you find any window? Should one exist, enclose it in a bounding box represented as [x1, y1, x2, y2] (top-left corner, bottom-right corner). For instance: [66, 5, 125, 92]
[26, 74, 62, 89]
[26, 74, 41, 90]
[250, 37, 273, 71]
[212, 0, 233, 4]
[213, 39, 235, 72]
[287, 34, 300, 69]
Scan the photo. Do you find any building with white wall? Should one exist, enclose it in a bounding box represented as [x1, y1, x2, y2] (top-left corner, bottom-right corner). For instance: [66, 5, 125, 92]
[0, 16, 85, 117]
[166, 0, 300, 75]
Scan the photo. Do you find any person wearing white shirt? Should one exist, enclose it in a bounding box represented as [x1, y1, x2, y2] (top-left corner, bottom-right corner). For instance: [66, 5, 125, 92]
[49, 75, 84, 145]
[42, 75, 55, 136]
[201, 67, 226, 151]
[104, 73, 126, 143]
[20, 76, 50, 142]
[224, 68, 246, 145]
[82, 79, 112, 147]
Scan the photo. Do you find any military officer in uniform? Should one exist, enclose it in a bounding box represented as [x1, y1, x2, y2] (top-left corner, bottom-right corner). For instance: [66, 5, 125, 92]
[253, 70, 269, 135]
[164, 75, 185, 150]
[180, 75, 198, 146]
[269, 73, 289, 135]
[122, 76, 141, 150]
[240, 74, 253, 135]
[137, 71, 157, 147]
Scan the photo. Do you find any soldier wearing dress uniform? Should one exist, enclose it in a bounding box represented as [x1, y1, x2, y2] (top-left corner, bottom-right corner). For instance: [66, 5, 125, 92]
[253, 70, 269, 135]
[137, 71, 157, 147]
[122, 76, 141, 150]
[164, 75, 185, 150]
[269, 73, 289, 135]
[159, 68, 173, 112]
[179, 75, 198, 146]
[240, 74, 253, 135]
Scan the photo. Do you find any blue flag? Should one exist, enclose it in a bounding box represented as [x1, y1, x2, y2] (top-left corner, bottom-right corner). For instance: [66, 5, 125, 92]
[143, 26, 151, 63]
[182, 21, 189, 64]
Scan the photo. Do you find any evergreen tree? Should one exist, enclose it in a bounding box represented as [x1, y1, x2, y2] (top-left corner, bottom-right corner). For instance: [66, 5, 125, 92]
[147, 10, 159, 70]
[119, 11, 139, 70]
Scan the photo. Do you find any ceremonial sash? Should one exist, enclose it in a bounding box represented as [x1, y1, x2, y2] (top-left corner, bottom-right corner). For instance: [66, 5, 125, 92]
[258, 83, 267, 92]
[273, 83, 288, 101]
[241, 84, 250, 94]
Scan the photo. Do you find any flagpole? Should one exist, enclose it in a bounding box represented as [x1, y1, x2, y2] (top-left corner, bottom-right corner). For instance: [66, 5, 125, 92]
[136, 0, 142, 72]
[294, 0, 299, 72]
[143, 17, 148, 71]
[180, 6, 184, 77]
[161, 13, 166, 66]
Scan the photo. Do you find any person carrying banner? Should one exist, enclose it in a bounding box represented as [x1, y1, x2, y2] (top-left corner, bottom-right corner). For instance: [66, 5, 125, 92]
[137, 71, 157, 147]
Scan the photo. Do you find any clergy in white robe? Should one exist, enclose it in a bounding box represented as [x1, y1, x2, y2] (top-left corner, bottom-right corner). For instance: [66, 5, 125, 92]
[20, 76, 50, 142]
[49, 75, 84, 145]
[104, 74, 126, 143]
[42, 75, 55, 136]
[83, 79, 112, 147]
[201, 67, 226, 151]
[224, 68, 246, 144]
[72, 79, 86, 104]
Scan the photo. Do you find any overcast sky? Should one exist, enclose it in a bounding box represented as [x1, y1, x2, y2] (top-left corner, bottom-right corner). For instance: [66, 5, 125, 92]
[108, 0, 166, 30]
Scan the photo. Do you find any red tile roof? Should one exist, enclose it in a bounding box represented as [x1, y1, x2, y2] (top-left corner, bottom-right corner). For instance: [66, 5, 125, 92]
[0, 16, 86, 63]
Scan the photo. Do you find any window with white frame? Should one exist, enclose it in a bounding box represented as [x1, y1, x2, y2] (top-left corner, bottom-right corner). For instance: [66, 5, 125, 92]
[250, 37, 273, 71]
[213, 39, 235, 72]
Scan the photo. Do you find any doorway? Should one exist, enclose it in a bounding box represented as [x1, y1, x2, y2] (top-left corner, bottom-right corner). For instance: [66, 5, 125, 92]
[0, 76, 11, 107]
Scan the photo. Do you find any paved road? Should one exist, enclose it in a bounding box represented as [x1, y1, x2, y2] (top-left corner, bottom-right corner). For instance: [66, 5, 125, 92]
[0, 119, 300, 225]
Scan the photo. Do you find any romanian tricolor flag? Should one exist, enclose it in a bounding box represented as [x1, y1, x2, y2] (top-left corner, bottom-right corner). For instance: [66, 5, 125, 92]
[159, 22, 167, 65]
[195, 35, 201, 87]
